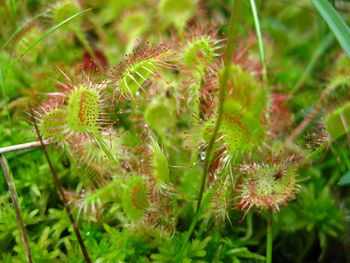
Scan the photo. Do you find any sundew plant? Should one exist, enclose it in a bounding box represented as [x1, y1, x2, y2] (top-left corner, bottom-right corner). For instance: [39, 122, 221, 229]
[1, 0, 350, 262]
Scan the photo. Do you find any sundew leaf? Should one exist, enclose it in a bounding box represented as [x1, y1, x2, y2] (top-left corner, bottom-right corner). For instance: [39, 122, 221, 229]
[311, 0, 350, 58]
[67, 87, 99, 133]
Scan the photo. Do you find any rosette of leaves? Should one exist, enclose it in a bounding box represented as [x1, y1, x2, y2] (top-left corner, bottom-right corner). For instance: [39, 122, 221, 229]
[33, 75, 118, 166]
[277, 177, 345, 261]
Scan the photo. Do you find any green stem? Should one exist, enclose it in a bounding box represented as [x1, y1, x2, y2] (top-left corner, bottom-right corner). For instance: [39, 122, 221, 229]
[249, 0, 267, 82]
[266, 210, 273, 263]
[196, 0, 241, 212]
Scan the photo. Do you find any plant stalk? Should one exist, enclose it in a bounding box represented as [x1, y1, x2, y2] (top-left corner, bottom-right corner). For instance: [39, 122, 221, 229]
[196, 0, 241, 212]
[0, 154, 33, 263]
[266, 210, 273, 263]
[30, 107, 92, 263]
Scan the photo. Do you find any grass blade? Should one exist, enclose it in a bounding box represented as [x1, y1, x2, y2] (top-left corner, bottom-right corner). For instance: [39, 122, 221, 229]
[8, 8, 91, 69]
[311, 0, 350, 58]
[250, 0, 267, 82]
[0, 11, 47, 53]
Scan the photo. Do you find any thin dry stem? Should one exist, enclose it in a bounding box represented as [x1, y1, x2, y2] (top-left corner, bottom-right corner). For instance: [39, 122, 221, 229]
[30, 107, 92, 263]
[0, 154, 33, 263]
[0, 140, 50, 154]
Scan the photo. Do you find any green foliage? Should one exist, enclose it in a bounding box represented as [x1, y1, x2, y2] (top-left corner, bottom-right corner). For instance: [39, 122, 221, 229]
[151, 234, 212, 262]
[297, 183, 344, 238]
[220, 99, 265, 153]
[222, 64, 267, 116]
[239, 161, 298, 211]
